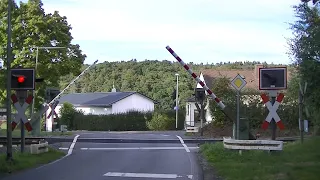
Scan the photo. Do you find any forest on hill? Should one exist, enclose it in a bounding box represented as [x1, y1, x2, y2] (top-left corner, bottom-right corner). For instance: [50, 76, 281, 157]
[59, 60, 294, 111]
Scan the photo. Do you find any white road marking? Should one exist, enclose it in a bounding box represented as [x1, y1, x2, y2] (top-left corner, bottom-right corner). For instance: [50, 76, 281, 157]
[176, 135, 190, 152]
[161, 134, 170, 137]
[59, 147, 69, 150]
[36, 134, 80, 170]
[68, 134, 80, 155]
[0, 145, 3, 147]
[103, 172, 192, 179]
[80, 147, 199, 150]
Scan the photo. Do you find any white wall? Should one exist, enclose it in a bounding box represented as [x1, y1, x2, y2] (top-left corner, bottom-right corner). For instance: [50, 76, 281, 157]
[112, 93, 154, 114]
[55, 93, 154, 116]
[185, 102, 196, 126]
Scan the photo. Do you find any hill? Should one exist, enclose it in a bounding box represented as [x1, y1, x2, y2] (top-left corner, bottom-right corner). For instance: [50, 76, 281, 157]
[59, 60, 293, 111]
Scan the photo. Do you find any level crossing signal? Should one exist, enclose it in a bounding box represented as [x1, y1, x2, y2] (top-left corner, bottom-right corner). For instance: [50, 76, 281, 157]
[11, 68, 35, 90]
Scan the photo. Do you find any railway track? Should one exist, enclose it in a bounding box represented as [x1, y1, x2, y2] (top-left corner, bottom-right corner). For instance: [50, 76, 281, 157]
[0, 137, 46, 145]
[0, 136, 299, 146]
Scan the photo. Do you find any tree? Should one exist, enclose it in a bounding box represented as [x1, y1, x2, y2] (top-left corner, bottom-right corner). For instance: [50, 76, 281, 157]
[288, 2, 320, 134]
[0, 0, 86, 109]
[301, 0, 320, 5]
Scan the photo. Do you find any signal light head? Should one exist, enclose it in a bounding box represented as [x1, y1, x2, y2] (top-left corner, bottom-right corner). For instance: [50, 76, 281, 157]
[17, 76, 25, 83]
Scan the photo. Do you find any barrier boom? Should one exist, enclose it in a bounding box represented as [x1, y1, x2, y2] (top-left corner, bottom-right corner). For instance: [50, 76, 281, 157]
[166, 46, 234, 121]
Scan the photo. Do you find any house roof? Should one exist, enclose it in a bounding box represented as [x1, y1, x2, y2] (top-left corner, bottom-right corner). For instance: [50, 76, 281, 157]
[201, 65, 293, 91]
[186, 65, 294, 101]
[57, 92, 155, 107]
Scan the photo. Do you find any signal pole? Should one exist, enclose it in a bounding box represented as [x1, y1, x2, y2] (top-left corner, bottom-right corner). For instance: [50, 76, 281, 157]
[6, 0, 13, 161]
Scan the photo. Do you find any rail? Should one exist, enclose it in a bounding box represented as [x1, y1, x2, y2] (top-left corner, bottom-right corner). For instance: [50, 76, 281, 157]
[0, 137, 45, 145]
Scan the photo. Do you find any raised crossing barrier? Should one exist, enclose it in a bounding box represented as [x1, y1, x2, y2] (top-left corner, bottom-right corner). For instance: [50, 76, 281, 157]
[223, 137, 283, 151]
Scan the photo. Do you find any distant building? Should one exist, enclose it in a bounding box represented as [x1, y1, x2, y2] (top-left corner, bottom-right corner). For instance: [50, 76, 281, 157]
[54, 85, 156, 116]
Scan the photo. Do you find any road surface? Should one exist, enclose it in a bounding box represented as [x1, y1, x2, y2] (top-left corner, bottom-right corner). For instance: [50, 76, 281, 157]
[1, 131, 203, 180]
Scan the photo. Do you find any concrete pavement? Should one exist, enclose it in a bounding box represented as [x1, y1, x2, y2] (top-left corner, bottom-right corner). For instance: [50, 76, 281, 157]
[1, 131, 203, 180]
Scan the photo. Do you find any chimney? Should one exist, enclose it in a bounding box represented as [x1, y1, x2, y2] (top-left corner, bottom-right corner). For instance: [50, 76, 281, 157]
[254, 64, 264, 79]
[111, 81, 117, 92]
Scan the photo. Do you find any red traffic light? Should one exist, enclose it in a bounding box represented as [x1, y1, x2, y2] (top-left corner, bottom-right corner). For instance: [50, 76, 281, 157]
[17, 76, 25, 83]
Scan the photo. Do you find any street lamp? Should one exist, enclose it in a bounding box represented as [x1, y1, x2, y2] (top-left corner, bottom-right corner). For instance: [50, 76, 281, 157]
[31, 46, 65, 130]
[175, 73, 179, 129]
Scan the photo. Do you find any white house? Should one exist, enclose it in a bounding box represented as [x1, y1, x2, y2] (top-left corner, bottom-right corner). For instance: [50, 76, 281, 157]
[50, 87, 156, 118]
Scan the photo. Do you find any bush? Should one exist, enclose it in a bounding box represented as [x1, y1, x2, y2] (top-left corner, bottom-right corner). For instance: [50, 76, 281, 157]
[146, 110, 185, 130]
[147, 111, 176, 130]
[59, 102, 82, 130]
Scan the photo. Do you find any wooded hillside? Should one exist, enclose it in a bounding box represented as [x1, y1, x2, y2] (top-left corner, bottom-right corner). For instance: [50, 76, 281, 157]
[59, 60, 293, 111]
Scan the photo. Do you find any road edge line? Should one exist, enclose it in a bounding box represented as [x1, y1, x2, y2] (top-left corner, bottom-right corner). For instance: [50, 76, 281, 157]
[176, 135, 190, 153]
[35, 134, 80, 170]
[68, 134, 80, 155]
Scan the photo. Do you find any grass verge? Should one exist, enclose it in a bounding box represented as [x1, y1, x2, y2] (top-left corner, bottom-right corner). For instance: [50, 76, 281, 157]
[0, 147, 65, 174]
[200, 136, 320, 180]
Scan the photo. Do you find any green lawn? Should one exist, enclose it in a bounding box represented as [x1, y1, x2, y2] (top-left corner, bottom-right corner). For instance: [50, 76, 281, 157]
[0, 148, 65, 174]
[200, 137, 320, 180]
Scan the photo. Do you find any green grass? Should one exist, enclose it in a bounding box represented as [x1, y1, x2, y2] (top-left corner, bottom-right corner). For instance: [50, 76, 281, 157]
[200, 137, 320, 180]
[0, 129, 73, 137]
[0, 148, 65, 174]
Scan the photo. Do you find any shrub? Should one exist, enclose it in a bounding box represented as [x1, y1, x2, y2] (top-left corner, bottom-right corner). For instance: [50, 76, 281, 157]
[147, 112, 174, 130]
[59, 102, 81, 130]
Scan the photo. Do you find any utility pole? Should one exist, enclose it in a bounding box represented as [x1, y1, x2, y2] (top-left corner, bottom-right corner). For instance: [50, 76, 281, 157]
[6, 0, 13, 161]
[175, 73, 179, 129]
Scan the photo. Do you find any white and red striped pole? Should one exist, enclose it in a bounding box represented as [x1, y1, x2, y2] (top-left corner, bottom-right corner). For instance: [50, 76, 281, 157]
[166, 46, 226, 110]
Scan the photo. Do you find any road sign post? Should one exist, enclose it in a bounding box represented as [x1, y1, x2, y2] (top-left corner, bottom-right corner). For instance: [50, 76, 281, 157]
[46, 101, 59, 132]
[11, 94, 33, 132]
[11, 92, 33, 153]
[299, 82, 308, 143]
[259, 67, 287, 140]
[230, 74, 247, 140]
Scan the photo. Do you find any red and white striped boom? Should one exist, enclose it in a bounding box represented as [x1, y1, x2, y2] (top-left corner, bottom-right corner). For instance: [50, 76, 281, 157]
[165, 46, 226, 110]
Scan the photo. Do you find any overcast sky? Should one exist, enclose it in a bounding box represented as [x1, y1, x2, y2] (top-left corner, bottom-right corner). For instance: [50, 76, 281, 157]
[17, 0, 302, 65]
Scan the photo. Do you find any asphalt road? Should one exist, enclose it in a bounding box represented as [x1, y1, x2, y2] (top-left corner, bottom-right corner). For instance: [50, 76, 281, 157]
[1, 132, 203, 180]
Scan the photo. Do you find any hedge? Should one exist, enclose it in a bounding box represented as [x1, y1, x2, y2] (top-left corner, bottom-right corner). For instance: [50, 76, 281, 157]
[59, 102, 186, 131]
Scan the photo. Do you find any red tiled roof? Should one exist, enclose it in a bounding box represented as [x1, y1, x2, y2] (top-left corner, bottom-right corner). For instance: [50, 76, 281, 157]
[201, 65, 293, 91]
